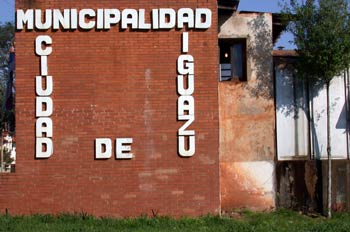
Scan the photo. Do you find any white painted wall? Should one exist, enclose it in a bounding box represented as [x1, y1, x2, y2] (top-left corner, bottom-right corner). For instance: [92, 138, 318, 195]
[276, 68, 349, 160]
[310, 75, 348, 159]
[276, 68, 309, 160]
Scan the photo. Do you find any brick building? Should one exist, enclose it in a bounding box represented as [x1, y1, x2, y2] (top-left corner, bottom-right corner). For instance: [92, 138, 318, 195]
[1, 0, 220, 217]
[1, 0, 349, 217]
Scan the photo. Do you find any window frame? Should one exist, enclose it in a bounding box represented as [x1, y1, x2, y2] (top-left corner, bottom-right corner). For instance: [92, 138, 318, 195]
[219, 38, 247, 82]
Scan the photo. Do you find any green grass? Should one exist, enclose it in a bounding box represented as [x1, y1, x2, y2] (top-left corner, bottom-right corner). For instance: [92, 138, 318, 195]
[0, 209, 349, 232]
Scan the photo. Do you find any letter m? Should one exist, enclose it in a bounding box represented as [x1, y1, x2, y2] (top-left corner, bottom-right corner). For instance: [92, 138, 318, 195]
[17, 9, 34, 30]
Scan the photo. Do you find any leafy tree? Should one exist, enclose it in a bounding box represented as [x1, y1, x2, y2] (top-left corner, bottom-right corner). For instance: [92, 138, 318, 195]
[0, 22, 14, 68]
[0, 21, 15, 131]
[282, 0, 350, 218]
[2, 147, 14, 167]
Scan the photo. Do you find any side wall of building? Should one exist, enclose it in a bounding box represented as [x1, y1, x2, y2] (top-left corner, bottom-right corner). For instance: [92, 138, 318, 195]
[275, 56, 350, 213]
[218, 12, 276, 211]
[0, 0, 220, 217]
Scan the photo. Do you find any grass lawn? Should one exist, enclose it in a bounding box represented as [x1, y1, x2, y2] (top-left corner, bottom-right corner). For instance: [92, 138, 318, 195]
[0, 209, 350, 232]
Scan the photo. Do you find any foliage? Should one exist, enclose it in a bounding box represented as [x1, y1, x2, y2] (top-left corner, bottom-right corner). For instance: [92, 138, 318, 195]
[0, 22, 14, 47]
[0, 21, 15, 131]
[2, 147, 14, 165]
[282, 0, 350, 82]
[0, 210, 350, 232]
[0, 21, 14, 68]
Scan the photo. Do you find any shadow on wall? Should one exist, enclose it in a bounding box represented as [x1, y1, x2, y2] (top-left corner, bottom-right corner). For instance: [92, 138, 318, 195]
[274, 54, 350, 213]
[246, 14, 273, 100]
[275, 62, 348, 160]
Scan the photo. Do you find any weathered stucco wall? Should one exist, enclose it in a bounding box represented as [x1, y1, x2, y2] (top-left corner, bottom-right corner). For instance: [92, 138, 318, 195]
[219, 12, 276, 211]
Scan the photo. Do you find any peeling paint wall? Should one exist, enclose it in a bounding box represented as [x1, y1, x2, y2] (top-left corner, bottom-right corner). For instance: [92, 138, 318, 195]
[330, 161, 350, 211]
[219, 12, 276, 211]
[221, 161, 275, 211]
[276, 161, 319, 211]
[277, 160, 350, 213]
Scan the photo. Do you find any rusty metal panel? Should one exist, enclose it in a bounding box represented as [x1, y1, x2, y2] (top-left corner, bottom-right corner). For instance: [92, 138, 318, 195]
[321, 161, 350, 212]
[276, 161, 320, 212]
[277, 160, 350, 213]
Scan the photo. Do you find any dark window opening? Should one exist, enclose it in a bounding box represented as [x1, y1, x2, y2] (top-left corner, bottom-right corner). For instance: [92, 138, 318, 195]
[219, 39, 247, 82]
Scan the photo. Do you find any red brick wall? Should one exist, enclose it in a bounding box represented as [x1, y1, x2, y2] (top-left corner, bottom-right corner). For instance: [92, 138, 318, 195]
[0, 0, 219, 217]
